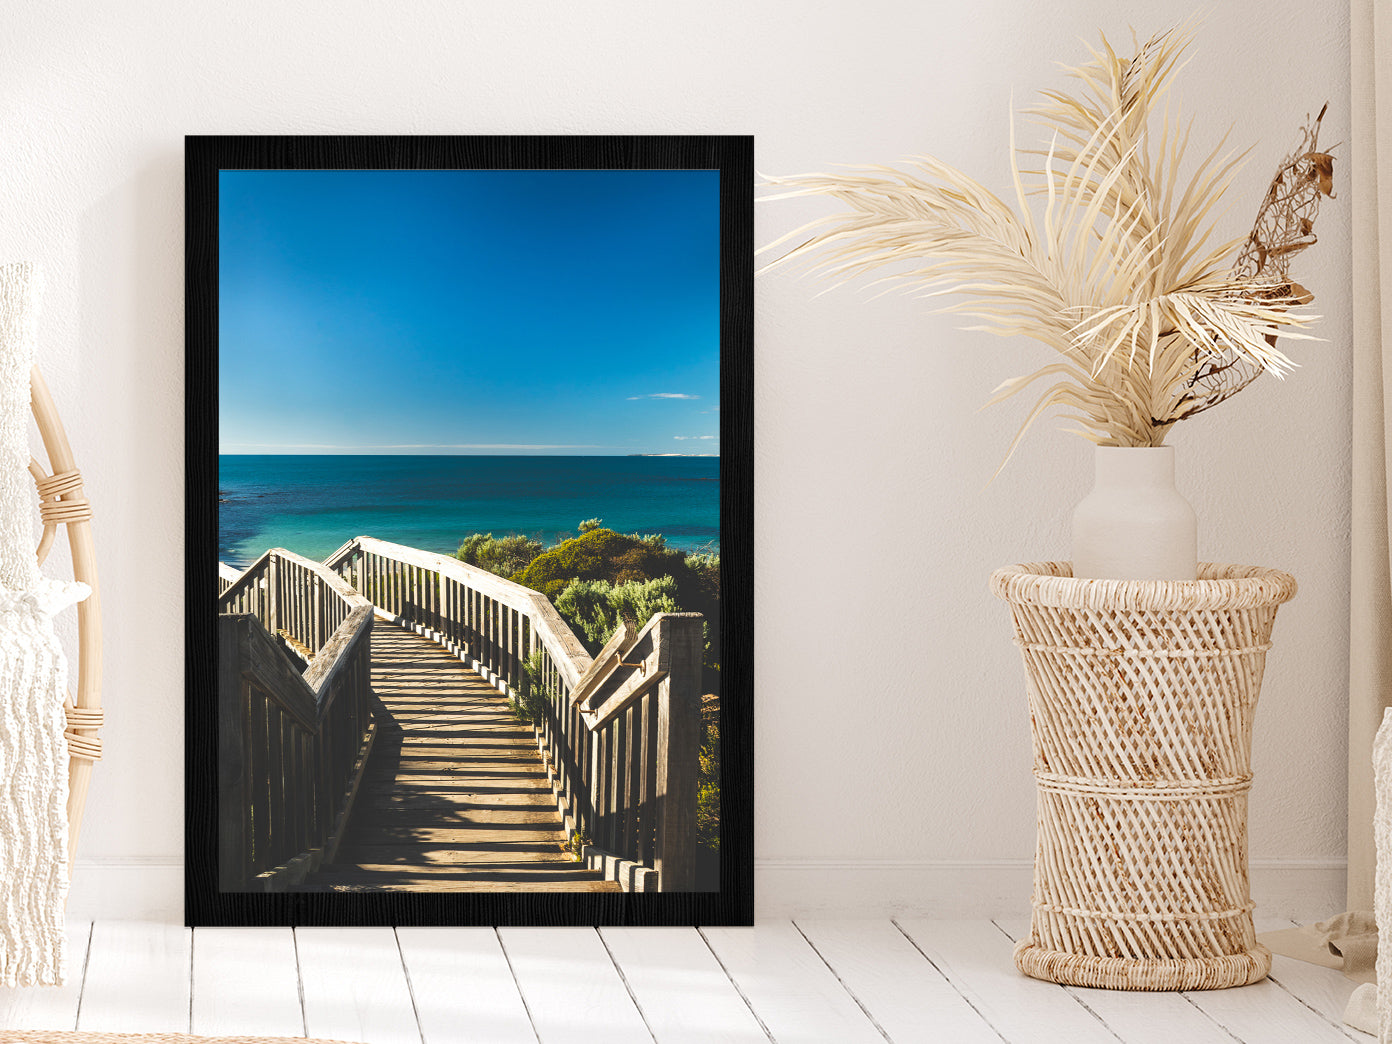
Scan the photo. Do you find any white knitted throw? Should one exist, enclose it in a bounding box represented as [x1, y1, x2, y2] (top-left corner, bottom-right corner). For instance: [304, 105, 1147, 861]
[1375, 706, 1392, 1042]
[0, 263, 88, 987]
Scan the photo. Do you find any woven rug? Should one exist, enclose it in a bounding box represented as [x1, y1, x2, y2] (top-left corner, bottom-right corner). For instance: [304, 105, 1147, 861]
[0, 1034, 365, 1044]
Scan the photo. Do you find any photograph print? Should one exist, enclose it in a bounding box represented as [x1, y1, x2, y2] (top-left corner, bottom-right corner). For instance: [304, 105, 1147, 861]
[187, 136, 752, 926]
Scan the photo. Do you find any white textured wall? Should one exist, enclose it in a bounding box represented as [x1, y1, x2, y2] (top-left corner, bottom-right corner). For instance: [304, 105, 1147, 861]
[1, 0, 1352, 919]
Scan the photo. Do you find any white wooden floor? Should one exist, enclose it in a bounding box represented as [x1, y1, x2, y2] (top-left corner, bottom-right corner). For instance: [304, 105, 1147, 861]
[0, 919, 1370, 1043]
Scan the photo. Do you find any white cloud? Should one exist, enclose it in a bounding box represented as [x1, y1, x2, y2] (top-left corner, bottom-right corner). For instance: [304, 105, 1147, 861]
[673, 435, 717, 441]
[626, 392, 701, 400]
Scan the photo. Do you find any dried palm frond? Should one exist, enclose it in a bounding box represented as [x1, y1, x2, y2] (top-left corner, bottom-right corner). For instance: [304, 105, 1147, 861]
[1180, 104, 1336, 418]
[761, 26, 1330, 459]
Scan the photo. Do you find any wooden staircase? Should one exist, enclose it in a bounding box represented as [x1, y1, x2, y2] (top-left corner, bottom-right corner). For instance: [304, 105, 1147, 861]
[305, 623, 619, 892]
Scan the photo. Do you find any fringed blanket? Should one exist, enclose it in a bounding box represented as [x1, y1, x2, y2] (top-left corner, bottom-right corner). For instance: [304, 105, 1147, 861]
[0, 263, 88, 986]
[1375, 707, 1392, 1041]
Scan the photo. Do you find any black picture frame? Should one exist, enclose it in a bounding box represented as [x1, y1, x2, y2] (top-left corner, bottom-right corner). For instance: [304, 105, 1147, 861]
[185, 135, 753, 926]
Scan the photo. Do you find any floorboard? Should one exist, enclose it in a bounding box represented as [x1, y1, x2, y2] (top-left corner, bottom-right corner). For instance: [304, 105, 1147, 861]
[295, 926, 420, 1044]
[700, 922, 884, 1044]
[1266, 954, 1366, 1042]
[499, 927, 651, 1044]
[992, 919, 1235, 1044]
[894, 919, 1118, 1044]
[600, 926, 769, 1043]
[1183, 976, 1355, 1043]
[77, 921, 191, 1034]
[796, 919, 1002, 1044]
[395, 928, 535, 1044]
[1252, 919, 1366, 1041]
[0, 918, 1372, 1042]
[0, 922, 89, 1031]
[190, 927, 303, 1037]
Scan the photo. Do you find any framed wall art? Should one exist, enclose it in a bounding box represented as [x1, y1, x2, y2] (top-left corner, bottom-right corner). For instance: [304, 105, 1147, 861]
[185, 135, 753, 926]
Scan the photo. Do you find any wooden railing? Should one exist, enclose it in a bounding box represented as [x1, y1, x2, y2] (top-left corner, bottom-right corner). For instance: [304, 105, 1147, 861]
[217, 549, 376, 891]
[218, 561, 242, 595]
[325, 535, 704, 891]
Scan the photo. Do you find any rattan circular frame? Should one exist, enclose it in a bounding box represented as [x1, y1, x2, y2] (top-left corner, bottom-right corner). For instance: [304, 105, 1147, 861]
[27, 364, 102, 870]
[992, 561, 1297, 991]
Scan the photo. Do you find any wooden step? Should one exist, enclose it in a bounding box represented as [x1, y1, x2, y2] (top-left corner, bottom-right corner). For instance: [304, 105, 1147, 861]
[303, 875, 622, 893]
[306, 623, 626, 895]
[305, 861, 622, 892]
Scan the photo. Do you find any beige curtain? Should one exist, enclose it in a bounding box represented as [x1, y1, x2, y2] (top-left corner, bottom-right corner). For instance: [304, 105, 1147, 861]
[1348, 0, 1392, 912]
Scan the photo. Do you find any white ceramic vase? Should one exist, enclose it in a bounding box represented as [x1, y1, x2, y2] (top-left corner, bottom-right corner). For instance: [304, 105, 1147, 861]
[1071, 445, 1198, 581]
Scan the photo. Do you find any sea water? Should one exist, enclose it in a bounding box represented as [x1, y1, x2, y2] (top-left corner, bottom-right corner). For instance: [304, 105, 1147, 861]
[218, 454, 720, 568]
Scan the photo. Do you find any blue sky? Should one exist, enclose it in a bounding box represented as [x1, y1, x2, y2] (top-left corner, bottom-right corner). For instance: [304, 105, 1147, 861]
[219, 169, 719, 455]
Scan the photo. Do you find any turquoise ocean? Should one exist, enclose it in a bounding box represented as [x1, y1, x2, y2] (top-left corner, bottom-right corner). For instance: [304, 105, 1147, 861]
[218, 454, 720, 569]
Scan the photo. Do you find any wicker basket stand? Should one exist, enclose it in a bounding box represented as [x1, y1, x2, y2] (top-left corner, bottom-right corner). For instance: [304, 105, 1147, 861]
[991, 562, 1297, 991]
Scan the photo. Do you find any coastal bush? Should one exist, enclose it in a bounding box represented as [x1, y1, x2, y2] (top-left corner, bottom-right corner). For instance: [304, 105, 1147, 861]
[513, 528, 722, 693]
[513, 527, 701, 604]
[578, 517, 603, 533]
[684, 550, 720, 603]
[454, 532, 543, 579]
[509, 649, 551, 725]
[554, 577, 681, 649]
[698, 697, 720, 851]
[564, 828, 591, 862]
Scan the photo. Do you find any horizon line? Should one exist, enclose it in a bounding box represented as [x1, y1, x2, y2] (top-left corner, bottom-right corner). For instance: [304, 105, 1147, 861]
[221, 442, 611, 452]
[218, 449, 719, 457]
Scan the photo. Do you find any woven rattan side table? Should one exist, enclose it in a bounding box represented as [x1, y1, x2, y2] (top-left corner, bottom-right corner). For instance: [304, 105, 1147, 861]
[991, 561, 1297, 991]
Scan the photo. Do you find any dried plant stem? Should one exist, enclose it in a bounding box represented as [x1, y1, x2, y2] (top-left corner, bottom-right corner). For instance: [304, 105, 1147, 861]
[762, 25, 1330, 462]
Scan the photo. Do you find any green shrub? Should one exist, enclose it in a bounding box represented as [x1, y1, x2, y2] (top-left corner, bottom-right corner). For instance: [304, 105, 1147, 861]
[698, 698, 720, 850]
[684, 551, 720, 606]
[578, 517, 603, 533]
[521, 648, 549, 691]
[514, 528, 700, 603]
[554, 577, 681, 649]
[455, 532, 543, 579]
[513, 528, 721, 690]
[564, 829, 591, 862]
[508, 649, 551, 725]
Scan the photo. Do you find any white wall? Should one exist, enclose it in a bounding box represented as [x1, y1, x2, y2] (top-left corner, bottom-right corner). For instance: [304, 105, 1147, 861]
[2, 0, 1352, 920]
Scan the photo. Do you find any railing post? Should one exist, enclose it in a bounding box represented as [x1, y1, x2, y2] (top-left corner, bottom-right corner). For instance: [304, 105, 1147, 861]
[652, 613, 704, 891]
[312, 579, 323, 653]
[439, 570, 449, 647]
[267, 553, 279, 633]
[218, 615, 249, 892]
[506, 606, 517, 689]
[589, 729, 604, 851]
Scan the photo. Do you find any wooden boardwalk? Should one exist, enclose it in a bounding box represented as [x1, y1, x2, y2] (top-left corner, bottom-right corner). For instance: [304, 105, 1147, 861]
[307, 622, 619, 892]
